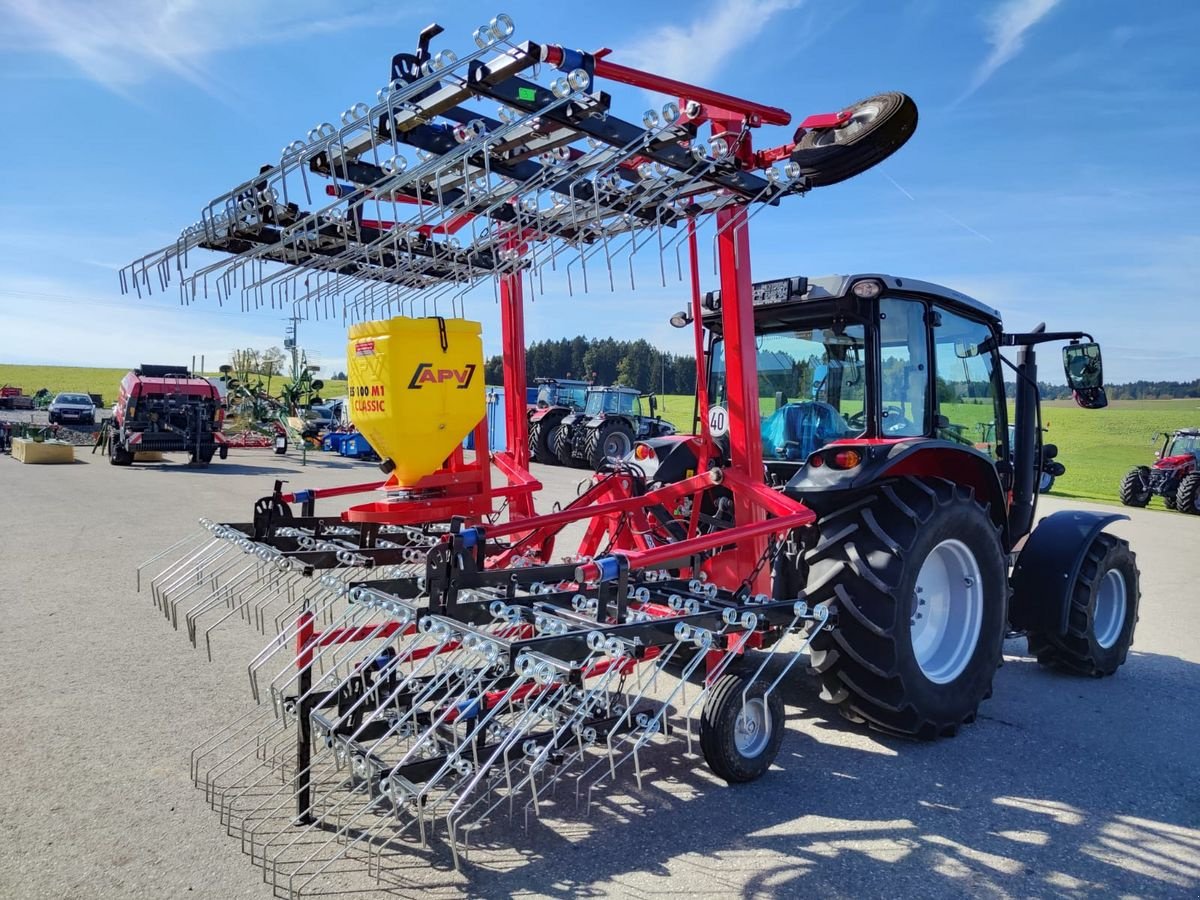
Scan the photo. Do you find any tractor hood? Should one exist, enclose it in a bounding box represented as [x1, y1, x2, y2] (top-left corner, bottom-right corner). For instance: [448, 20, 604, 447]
[1154, 453, 1196, 470]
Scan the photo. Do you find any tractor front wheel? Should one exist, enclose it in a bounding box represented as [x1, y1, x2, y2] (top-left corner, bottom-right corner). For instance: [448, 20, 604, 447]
[1027, 533, 1139, 676]
[552, 424, 576, 467]
[803, 477, 1007, 739]
[1176, 473, 1200, 515]
[1118, 468, 1151, 507]
[700, 673, 785, 783]
[586, 421, 634, 470]
[529, 412, 564, 465]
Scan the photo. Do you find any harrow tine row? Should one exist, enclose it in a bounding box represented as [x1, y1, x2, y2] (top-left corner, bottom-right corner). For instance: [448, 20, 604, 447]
[187, 565, 829, 895]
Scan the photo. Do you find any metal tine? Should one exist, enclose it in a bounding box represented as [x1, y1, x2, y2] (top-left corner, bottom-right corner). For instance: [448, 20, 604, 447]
[445, 643, 622, 864]
[200, 558, 312, 660]
[159, 539, 252, 627]
[136, 529, 209, 593]
[249, 622, 478, 884]
[150, 525, 242, 612]
[182, 546, 284, 645]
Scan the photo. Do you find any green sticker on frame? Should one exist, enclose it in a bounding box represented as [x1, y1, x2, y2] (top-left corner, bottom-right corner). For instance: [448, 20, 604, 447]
[518, 87, 537, 101]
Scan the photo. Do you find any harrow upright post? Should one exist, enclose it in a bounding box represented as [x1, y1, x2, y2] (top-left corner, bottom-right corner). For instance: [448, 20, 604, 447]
[715, 204, 767, 591]
[499, 262, 534, 517]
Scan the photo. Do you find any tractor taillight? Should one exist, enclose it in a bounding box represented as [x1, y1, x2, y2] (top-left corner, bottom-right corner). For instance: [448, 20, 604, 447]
[831, 449, 862, 469]
[808, 453, 825, 468]
[634, 443, 653, 460]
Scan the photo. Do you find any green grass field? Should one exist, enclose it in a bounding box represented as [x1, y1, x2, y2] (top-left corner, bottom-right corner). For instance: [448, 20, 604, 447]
[655, 393, 1200, 509]
[0, 364, 347, 404]
[5, 365, 1196, 508]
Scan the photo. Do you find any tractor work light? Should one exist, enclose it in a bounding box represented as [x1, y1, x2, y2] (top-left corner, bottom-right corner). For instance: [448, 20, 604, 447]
[851, 279, 883, 299]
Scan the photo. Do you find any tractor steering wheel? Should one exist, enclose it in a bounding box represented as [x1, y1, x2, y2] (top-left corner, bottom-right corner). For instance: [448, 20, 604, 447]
[846, 405, 912, 434]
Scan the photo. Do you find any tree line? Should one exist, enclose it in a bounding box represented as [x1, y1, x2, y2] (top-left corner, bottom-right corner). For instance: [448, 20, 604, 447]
[484, 337, 698, 394]
[1035, 379, 1200, 401]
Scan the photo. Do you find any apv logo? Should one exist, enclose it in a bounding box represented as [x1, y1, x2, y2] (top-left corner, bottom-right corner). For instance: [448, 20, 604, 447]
[407, 362, 477, 390]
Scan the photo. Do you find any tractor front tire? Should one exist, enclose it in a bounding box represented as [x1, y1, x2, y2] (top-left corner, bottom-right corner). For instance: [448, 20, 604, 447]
[1176, 473, 1200, 515]
[700, 674, 785, 784]
[1163, 488, 1178, 510]
[586, 421, 635, 470]
[790, 92, 918, 188]
[529, 413, 564, 465]
[803, 477, 1007, 739]
[1027, 533, 1139, 676]
[1118, 468, 1151, 507]
[553, 424, 576, 467]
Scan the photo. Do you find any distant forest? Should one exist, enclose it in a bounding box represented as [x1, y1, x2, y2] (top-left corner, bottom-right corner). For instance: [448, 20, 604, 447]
[484, 336, 697, 394]
[484, 336, 1200, 400]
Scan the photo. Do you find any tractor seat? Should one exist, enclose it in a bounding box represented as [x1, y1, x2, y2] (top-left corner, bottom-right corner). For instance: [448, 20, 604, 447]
[761, 401, 848, 461]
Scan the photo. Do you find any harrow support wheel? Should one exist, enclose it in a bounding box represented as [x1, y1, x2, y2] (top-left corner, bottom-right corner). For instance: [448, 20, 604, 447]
[790, 92, 918, 187]
[1118, 468, 1150, 507]
[700, 673, 784, 783]
[1176, 473, 1200, 515]
[803, 477, 1007, 739]
[1027, 533, 1140, 676]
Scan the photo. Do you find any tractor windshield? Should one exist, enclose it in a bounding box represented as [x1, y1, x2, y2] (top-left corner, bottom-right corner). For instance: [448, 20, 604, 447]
[710, 325, 867, 461]
[585, 391, 637, 416]
[1168, 433, 1200, 457]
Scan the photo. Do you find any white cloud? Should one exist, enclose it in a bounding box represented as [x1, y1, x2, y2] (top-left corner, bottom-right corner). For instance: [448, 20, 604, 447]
[959, 0, 1063, 103]
[0, 0, 399, 91]
[621, 0, 803, 87]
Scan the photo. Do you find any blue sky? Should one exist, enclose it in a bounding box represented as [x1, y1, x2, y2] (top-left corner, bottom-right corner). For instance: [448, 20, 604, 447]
[0, 0, 1197, 383]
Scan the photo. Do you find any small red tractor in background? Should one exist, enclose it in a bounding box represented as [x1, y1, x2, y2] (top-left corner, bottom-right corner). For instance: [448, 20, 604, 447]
[109, 365, 228, 467]
[1120, 428, 1200, 512]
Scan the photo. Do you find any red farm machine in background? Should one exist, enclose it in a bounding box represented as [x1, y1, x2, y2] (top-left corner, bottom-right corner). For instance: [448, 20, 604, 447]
[125, 15, 1140, 896]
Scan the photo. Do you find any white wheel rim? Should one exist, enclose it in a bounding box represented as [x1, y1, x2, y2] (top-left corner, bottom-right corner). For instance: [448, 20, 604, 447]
[910, 539, 984, 684]
[734, 697, 771, 757]
[604, 431, 631, 458]
[811, 102, 881, 147]
[1093, 568, 1127, 650]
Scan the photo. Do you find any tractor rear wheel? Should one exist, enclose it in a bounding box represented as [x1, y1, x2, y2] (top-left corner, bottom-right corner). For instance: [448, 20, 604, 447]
[700, 673, 785, 784]
[1176, 473, 1200, 515]
[1027, 533, 1139, 676]
[586, 421, 634, 470]
[1118, 468, 1151, 507]
[790, 92, 918, 188]
[802, 477, 1007, 739]
[553, 424, 576, 467]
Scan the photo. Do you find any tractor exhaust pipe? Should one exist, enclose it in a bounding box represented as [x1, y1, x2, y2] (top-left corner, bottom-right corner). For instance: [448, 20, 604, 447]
[1010, 324, 1044, 540]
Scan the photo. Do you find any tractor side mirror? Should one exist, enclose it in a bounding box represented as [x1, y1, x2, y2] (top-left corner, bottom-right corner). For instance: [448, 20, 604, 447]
[1063, 342, 1106, 409]
[648, 394, 657, 415]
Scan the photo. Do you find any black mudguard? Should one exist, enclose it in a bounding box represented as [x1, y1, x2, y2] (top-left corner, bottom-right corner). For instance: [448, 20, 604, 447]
[1009, 510, 1129, 634]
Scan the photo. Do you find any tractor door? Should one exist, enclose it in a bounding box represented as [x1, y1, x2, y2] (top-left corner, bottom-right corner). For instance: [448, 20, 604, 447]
[930, 306, 1007, 465]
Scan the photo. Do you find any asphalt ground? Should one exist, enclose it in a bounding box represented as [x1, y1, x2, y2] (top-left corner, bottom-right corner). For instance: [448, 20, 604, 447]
[0, 448, 1197, 899]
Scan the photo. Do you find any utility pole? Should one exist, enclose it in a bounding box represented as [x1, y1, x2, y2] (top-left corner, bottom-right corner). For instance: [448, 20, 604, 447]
[284, 315, 301, 380]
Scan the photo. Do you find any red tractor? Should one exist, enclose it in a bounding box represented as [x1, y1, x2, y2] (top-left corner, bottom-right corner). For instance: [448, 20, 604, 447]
[632, 273, 1139, 735]
[109, 365, 228, 467]
[1120, 428, 1200, 512]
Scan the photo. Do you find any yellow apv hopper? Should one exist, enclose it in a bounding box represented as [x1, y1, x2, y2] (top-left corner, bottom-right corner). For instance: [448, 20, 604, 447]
[346, 316, 486, 486]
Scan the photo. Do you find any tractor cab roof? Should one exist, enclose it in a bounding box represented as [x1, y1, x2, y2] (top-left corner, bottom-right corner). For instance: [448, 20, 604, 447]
[701, 274, 1002, 333]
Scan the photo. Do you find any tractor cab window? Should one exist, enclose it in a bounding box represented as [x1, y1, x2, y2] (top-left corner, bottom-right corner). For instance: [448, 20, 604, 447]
[878, 298, 930, 436]
[710, 324, 867, 461]
[932, 307, 1004, 457]
[1167, 433, 1200, 457]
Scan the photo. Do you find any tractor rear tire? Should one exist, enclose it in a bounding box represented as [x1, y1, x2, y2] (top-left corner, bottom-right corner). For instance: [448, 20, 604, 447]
[1176, 473, 1200, 515]
[1163, 488, 1178, 510]
[553, 424, 576, 467]
[1027, 533, 1139, 676]
[700, 673, 785, 784]
[586, 421, 635, 470]
[790, 92, 918, 188]
[1118, 468, 1151, 507]
[802, 477, 1007, 739]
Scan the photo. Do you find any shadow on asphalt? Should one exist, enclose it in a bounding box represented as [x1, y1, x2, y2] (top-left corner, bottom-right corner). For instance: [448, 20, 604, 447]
[222, 648, 1200, 899]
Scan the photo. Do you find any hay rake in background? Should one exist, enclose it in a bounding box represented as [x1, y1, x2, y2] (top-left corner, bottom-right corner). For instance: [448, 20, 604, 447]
[125, 11, 923, 896]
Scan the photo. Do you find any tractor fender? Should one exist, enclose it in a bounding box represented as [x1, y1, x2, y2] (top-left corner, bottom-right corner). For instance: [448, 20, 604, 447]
[786, 440, 1009, 540]
[631, 434, 700, 483]
[1008, 510, 1128, 635]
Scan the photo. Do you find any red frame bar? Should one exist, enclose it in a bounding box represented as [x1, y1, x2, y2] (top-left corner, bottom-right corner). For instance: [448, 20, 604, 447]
[591, 56, 790, 127]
